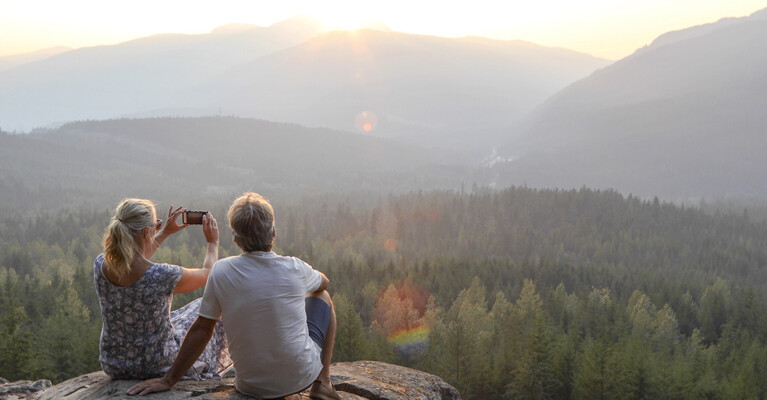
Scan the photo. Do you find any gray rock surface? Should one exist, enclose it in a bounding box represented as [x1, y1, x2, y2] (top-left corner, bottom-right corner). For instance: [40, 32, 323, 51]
[0, 378, 52, 399]
[34, 361, 460, 400]
[331, 361, 461, 400]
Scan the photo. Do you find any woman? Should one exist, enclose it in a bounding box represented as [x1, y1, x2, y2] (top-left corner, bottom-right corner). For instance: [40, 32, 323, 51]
[94, 198, 231, 380]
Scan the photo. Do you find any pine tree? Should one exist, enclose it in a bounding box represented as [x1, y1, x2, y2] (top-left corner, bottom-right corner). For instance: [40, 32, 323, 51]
[0, 268, 32, 380]
[627, 290, 657, 342]
[611, 338, 652, 400]
[443, 277, 492, 398]
[417, 296, 446, 376]
[698, 279, 730, 344]
[33, 284, 98, 382]
[573, 337, 613, 400]
[551, 332, 578, 400]
[489, 290, 513, 396]
[506, 315, 557, 400]
[333, 293, 367, 362]
[581, 288, 615, 341]
[686, 329, 722, 399]
[652, 304, 680, 352]
[505, 280, 558, 399]
[721, 338, 765, 400]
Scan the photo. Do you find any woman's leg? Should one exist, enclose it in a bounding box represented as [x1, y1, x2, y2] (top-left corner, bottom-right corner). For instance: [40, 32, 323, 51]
[170, 298, 232, 379]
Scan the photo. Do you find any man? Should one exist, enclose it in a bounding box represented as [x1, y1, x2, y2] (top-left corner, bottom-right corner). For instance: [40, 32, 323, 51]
[128, 192, 340, 400]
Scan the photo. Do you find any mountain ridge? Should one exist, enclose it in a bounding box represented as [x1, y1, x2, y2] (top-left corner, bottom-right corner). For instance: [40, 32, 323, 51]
[0, 116, 468, 211]
[0, 16, 609, 149]
[643, 6, 767, 53]
[0, 17, 327, 132]
[185, 28, 609, 153]
[497, 8, 767, 198]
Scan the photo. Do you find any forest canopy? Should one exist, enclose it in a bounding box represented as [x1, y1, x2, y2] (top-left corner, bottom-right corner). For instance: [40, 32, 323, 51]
[1, 186, 766, 399]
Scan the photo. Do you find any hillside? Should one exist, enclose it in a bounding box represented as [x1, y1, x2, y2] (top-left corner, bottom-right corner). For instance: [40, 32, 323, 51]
[497, 7, 767, 198]
[0, 46, 71, 72]
[0, 117, 461, 211]
[188, 30, 610, 152]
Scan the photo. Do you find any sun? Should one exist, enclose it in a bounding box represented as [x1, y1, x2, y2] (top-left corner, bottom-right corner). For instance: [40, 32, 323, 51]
[309, 4, 379, 31]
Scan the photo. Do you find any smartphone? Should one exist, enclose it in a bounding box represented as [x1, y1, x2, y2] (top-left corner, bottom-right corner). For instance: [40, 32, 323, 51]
[183, 210, 207, 225]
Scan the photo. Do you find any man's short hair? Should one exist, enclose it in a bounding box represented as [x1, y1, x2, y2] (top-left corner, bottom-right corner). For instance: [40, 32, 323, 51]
[228, 192, 275, 252]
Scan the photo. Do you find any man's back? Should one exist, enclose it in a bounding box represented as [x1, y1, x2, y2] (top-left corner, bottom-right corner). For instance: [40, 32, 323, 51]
[199, 251, 323, 398]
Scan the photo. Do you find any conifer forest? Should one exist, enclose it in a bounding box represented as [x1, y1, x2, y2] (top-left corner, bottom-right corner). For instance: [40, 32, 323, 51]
[1, 187, 766, 399]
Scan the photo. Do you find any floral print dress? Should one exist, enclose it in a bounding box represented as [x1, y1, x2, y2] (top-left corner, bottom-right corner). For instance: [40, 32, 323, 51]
[94, 254, 232, 380]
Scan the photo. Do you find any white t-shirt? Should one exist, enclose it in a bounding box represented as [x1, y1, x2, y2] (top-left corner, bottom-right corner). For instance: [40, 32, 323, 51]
[198, 251, 323, 398]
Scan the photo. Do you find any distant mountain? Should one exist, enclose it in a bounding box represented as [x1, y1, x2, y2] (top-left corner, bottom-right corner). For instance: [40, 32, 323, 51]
[0, 117, 462, 210]
[182, 30, 609, 153]
[0, 19, 609, 155]
[0, 46, 71, 72]
[358, 20, 392, 32]
[497, 7, 767, 198]
[641, 7, 767, 53]
[0, 16, 326, 132]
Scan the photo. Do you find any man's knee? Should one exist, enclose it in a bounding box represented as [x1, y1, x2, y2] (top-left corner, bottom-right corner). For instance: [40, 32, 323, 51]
[307, 289, 333, 308]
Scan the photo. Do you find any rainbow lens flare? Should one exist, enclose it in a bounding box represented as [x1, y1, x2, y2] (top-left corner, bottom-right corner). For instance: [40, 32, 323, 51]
[374, 280, 431, 357]
[388, 324, 429, 355]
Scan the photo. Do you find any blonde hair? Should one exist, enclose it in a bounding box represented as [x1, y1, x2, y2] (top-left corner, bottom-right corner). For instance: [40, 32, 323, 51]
[228, 192, 275, 252]
[102, 198, 156, 280]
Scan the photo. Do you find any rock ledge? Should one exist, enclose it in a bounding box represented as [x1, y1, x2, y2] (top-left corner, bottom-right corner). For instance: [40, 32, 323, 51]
[0, 378, 52, 399]
[34, 361, 461, 400]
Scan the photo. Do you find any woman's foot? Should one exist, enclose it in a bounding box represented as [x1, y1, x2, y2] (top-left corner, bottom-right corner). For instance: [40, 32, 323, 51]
[308, 379, 341, 400]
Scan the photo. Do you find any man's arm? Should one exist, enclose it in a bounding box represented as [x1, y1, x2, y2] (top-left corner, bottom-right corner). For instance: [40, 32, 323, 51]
[127, 316, 217, 396]
[312, 271, 329, 294]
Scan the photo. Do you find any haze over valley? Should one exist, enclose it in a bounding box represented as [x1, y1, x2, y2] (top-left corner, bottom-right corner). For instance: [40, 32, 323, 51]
[2, 9, 767, 201]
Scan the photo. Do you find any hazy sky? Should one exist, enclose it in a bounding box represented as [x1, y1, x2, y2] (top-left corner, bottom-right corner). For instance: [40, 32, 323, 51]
[1, 0, 765, 59]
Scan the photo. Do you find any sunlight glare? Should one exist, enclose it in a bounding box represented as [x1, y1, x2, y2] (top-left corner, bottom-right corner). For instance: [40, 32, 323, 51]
[308, 2, 379, 31]
[355, 111, 378, 133]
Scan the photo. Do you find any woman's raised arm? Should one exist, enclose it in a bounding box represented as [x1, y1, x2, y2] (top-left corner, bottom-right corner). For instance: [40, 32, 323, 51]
[173, 212, 219, 294]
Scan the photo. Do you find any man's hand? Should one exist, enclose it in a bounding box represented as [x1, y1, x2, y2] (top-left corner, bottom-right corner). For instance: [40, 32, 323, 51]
[127, 316, 217, 396]
[126, 377, 172, 396]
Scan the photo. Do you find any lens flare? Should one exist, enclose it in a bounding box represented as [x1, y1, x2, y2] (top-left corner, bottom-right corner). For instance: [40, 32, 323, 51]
[355, 111, 378, 133]
[373, 280, 431, 358]
[388, 324, 429, 355]
[384, 238, 398, 252]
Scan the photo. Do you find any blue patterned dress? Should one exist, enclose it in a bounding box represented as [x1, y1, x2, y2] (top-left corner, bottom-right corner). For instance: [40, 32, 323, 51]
[93, 254, 232, 380]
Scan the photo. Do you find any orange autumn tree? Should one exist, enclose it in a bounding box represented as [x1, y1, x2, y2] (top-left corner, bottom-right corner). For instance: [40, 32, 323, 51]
[372, 281, 429, 357]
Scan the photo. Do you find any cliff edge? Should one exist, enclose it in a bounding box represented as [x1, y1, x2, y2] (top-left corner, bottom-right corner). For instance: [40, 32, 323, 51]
[31, 361, 461, 400]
